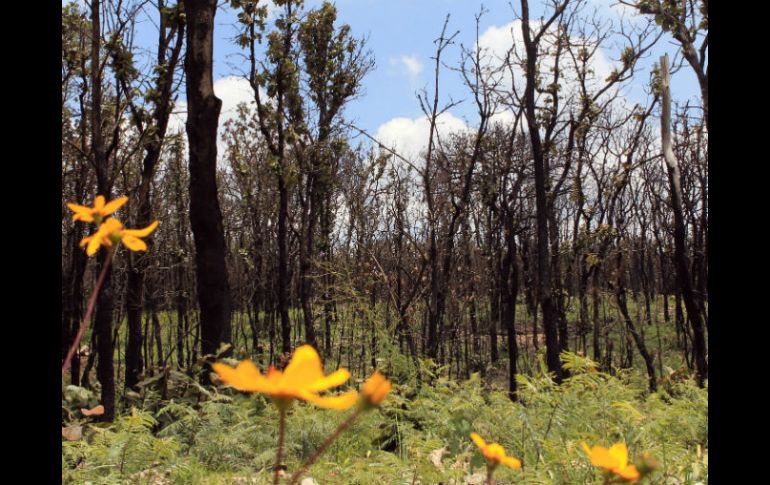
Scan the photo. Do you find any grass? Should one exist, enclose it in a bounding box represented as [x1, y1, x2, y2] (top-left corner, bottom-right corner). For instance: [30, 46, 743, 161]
[62, 354, 707, 484]
[63, 293, 707, 484]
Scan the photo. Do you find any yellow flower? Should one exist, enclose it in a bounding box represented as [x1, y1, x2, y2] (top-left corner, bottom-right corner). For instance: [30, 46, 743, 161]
[68, 195, 128, 224]
[360, 371, 392, 408]
[581, 442, 640, 482]
[470, 432, 522, 470]
[79, 218, 159, 256]
[212, 345, 358, 410]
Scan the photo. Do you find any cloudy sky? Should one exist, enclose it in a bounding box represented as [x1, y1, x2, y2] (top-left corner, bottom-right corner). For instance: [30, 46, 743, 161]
[106, 0, 704, 159]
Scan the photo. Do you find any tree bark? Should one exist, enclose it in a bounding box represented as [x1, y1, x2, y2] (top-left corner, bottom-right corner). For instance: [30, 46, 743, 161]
[659, 54, 707, 386]
[614, 247, 657, 392]
[184, 0, 232, 367]
[125, 3, 185, 388]
[502, 213, 520, 401]
[89, 0, 117, 421]
[519, 0, 567, 382]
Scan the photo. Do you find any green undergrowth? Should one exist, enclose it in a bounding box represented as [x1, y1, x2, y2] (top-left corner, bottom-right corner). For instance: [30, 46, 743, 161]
[62, 353, 707, 484]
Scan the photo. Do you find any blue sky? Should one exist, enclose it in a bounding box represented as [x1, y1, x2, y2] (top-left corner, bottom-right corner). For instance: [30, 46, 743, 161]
[210, 0, 701, 128]
[70, 0, 705, 154]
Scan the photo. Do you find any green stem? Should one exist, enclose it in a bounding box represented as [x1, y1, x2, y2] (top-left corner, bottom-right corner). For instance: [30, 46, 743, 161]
[62, 245, 115, 378]
[287, 407, 363, 485]
[274, 406, 287, 485]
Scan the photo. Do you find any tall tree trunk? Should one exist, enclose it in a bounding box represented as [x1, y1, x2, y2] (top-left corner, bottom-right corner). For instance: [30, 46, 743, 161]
[125, 5, 185, 388]
[502, 214, 520, 401]
[184, 0, 232, 368]
[90, 0, 116, 421]
[548, 209, 569, 356]
[299, 183, 317, 347]
[614, 246, 657, 392]
[63, 229, 87, 387]
[487, 211, 500, 364]
[591, 269, 601, 363]
[520, 0, 564, 382]
[278, 179, 291, 353]
[63, 166, 89, 386]
[426, 231, 440, 359]
[659, 54, 707, 386]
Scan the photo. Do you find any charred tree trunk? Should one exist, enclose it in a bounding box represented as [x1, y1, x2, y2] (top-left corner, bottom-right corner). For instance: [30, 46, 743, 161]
[63, 166, 89, 386]
[487, 210, 500, 364]
[502, 214, 519, 401]
[90, 0, 116, 421]
[520, 0, 565, 382]
[125, 4, 185, 389]
[184, 0, 232, 369]
[299, 179, 318, 347]
[614, 246, 657, 392]
[278, 178, 292, 353]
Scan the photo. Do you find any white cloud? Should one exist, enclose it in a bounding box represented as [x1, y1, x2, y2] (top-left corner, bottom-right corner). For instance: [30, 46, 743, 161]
[489, 109, 518, 129]
[214, 76, 256, 116]
[167, 105, 187, 136]
[477, 20, 617, 107]
[165, 76, 258, 162]
[477, 21, 522, 64]
[374, 112, 470, 163]
[370, 113, 472, 233]
[400, 55, 423, 77]
[390, 54, 424, 88]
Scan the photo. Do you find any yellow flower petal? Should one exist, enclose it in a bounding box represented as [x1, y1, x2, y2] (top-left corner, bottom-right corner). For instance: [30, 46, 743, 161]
[583, 442, 639, 480]
[86, 235, 103, 256]
[501, 456, 522, 470]
[373, 379, 392, 404]
[67, 203, 91, 213]
[308, 368, 351, 392]
[102, 196, 128, 215]
[616, 465, 640, 482]
[470, 432, 487, 450]
[121, 235, 147, 251]
[123, 220, 159, 238]
[471, 433, 521, 469]
[361, 371, 392, 406]
[101, 218, 124, 232]
[212, 360, 276, 393]
[212, 348, 358, 411]
[609, 443, 629, 469]
[589, 447, 617, 469]
[301, 389, 359, 410]
[69, 196, 130, 225]
[67, 203, 95, 222]
[282, 344, 325, 389]
[485, 443, 506, 461]
[266, 366, 283, 384]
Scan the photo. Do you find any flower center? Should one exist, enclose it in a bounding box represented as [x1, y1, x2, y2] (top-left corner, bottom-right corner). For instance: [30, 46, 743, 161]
[109, 232, 123, 245]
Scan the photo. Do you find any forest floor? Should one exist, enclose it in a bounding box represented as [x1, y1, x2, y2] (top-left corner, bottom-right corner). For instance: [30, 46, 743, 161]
[63, 298, 707, 484]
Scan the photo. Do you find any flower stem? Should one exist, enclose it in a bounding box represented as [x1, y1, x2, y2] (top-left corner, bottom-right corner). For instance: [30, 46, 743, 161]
[274, 406, 287, 485]
[287, 406, 363, 485]
[61, 246, 115, 378]
[486, 463, 496, 485]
